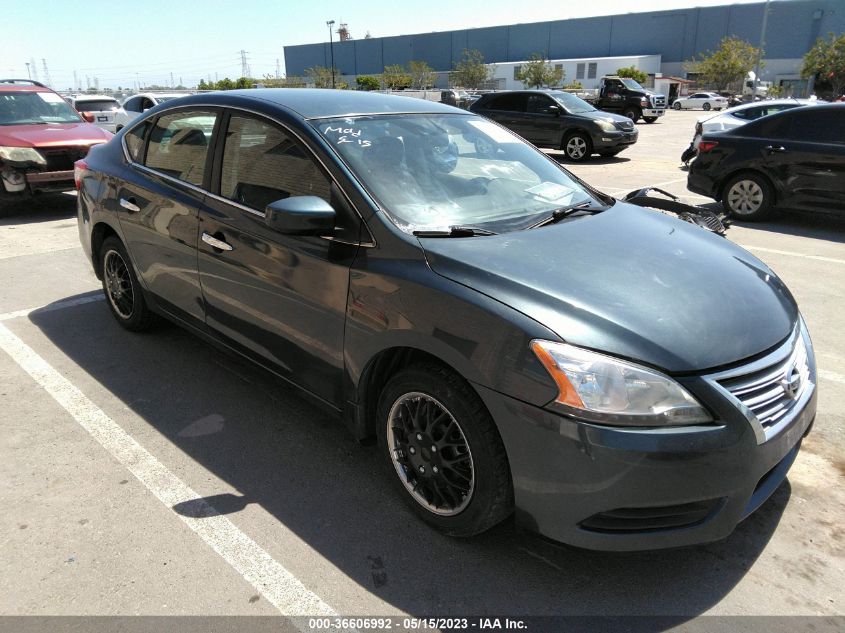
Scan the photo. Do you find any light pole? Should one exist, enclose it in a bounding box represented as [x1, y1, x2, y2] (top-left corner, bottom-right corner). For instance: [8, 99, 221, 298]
[25, 62, 31, 80]
[752, 0, 770, 99]
[326, 19, 336, 89]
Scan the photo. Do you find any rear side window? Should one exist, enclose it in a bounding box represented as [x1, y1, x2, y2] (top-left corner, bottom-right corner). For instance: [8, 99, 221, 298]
[144, 110, 217, 186]
[124, 121, 150, 162]
[486, 93, 527, 112]
[787, 110, 845, 144]
[219, 114, 331, 212]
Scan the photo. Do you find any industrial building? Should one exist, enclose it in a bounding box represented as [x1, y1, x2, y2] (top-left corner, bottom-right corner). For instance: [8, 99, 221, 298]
[283, 0, 843, 94]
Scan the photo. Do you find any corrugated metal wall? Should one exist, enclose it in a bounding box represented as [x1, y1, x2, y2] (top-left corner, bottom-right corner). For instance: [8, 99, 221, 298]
[284, 0, 844, 77]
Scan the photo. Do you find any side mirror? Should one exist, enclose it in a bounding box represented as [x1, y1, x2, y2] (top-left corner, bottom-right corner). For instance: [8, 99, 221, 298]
[265, 196, 336, 236]
[548, 104, 561, 116]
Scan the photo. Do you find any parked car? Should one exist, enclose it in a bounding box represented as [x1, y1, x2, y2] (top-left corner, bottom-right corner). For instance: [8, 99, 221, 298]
[688, 103, 845, 220]
[440, 89, 470, 109]
[672, 92, 728, 111]
[469, 90, 638, 161]
[68, 94, 125, 133]
[680, 98, 821, 164]
[0, 79, 111, 207]
[77, 89, 816, 551]
[114, 92, 188, 131]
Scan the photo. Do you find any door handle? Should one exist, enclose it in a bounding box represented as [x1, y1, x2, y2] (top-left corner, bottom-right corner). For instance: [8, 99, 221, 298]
[202, 232, 233, 252]
[765, 145, 786, 153]
[119, 197, 140, 212]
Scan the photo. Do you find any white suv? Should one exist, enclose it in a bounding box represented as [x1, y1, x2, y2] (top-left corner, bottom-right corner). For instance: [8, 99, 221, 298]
[69, 95, 125, 133]
[114, 93, 189, 131]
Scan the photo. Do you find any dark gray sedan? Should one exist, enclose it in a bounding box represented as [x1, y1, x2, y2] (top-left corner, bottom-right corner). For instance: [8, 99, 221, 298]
[75, 89, 816, 550]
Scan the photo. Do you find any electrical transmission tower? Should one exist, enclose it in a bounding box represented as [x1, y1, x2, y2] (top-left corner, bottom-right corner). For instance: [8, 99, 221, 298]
[275, 59, 280, 79]
[41, 59, 53, 87]
[239, 50, 251, 78]
[30, 58, 39, 82]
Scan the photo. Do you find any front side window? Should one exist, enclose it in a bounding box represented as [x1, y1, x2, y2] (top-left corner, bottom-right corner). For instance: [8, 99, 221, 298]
[316, 113, 601, 234]
[527, 95, 558, 115]
[0, 91, 82, 125]
[220, 114, 331, 212]
[144, 110, 216, 185]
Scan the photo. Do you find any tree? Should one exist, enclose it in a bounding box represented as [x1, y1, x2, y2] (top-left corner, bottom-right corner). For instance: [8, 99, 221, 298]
[517, 53, 564, 88]
[686, 36, 761, 90]
[802, 32, 845, 97]
[615, 66, 648, 84]
[408, 60, 436, 89]
[382, 64, 412, 89]
[305, 65, 343, 89]
[356, 75, 381, 91]
[450, 49, 492, 90]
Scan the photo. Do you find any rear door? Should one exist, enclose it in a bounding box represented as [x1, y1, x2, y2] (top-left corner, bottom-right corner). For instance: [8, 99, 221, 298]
[197, 111, 361, 406]
[116, 108, 219, 325]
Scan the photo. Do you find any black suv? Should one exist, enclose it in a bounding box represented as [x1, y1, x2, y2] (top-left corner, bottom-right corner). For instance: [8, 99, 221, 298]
[688, 103, 845, 220]
[469, 90, 638, 161]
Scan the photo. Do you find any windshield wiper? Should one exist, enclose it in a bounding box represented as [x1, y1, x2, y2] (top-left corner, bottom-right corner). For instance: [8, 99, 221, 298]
[527, 201, 600, 229]
[413, 225, 498, 237]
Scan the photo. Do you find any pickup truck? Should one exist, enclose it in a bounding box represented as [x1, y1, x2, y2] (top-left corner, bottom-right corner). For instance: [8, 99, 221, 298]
[573, 76, 667, 123]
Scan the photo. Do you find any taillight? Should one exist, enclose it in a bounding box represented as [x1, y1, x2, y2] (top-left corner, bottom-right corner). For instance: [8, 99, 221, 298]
[81, 111, 95, 122]
[698, 140, 719, 153]
[74, 159, 88, 190]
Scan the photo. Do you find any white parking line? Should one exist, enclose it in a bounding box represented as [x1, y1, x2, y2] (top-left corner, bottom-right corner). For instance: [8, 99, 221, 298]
[740, 245, 845, 266]
[0, 320, 343, 624]
[0, 294, 104, 321]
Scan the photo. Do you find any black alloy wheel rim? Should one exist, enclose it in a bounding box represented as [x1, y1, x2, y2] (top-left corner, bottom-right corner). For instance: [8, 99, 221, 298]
[104, 250, 134, 319]
[387, 392, 475, 516]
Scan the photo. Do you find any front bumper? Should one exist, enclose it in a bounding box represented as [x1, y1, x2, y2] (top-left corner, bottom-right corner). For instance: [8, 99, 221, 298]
[26, 169, 75, 193]
[642, 108, 665, 118]
[475, 327, 817, 551]
[687, 166, 721, 200]
[594, 130, 639, 151]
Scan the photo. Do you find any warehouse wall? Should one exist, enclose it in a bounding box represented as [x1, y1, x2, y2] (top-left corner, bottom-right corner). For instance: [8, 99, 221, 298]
[284, 0, 844, 78]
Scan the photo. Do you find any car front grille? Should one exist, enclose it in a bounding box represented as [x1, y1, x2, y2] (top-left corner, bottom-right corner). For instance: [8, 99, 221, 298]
[651, 95, 666, 108]
[40, 146, 91, 172]
[614, 120, 635, 131]
[713, 330, 812, 440]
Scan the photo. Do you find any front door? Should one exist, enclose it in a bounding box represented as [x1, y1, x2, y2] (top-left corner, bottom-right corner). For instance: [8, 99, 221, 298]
[197, 112, 359, 406]
[526, 94, 564, 148]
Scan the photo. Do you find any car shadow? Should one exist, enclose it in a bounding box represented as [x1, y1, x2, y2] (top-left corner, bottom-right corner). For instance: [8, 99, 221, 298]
[0, 193, 77, 225]
[27, 298, 791, 623]
[731, 212, 845, 243]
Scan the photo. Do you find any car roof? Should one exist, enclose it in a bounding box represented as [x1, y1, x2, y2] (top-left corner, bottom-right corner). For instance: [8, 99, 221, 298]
[719, 101, 845, 134]
[173, 89, 463, 119]
[0, 83, 51, 93]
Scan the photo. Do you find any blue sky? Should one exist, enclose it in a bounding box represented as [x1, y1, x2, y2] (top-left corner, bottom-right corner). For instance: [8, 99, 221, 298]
[6, 0, 771, 90]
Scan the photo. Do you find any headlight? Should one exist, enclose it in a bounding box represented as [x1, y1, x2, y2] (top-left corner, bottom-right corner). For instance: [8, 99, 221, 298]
[0, 146, 46, 166]
[531, 340, 712, 426]
[596, 120, 617, 132]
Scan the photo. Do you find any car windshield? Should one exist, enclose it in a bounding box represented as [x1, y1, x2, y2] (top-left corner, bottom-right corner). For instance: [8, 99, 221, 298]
[549, 92, 596, 114]
[0, 91, 82, 125]
[620, 78, 644, 90]
[316, 113, 600, 234]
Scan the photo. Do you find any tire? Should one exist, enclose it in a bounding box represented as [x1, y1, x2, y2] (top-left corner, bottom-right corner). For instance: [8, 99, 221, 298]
[562, 132, 593, 162]
[703, 102, 711, 111]
[721, 173, 774, 221]
[622, 107, 641, 122]
[643, 117, 658, 124]
[673, 101, 682, 110]
[99, 236, 157, 331]
[377, 363, 513, 537]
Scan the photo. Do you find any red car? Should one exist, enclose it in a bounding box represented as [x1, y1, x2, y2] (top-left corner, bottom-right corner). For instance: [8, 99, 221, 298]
[0, 79, 112, 207]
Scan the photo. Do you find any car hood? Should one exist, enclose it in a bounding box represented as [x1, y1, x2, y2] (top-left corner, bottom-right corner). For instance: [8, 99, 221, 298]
[0, 123, 112, 148]
[419, 204, 797, 373]
[580, 109, 633, 125]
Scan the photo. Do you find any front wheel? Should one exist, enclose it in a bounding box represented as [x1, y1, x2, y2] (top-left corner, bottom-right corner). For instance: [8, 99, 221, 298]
[643, 116, 658, 123]
[673, 101, 682, 110]
[377, 364, 513, 537]
[722, 173, 774, 221]
[703, 102, 712, 111]
[563, 132, 593, 162]
[100, 236, 157, 331]
[622, 107, 641, 122]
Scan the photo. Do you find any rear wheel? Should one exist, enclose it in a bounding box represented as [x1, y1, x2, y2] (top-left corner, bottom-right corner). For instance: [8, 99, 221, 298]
[99, 236, 157, 331]
[622, 107, 641, 122]
[377, 364, 513, 537]
[562, 132, 593, 162]
[722, 173, 774, 221]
